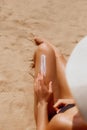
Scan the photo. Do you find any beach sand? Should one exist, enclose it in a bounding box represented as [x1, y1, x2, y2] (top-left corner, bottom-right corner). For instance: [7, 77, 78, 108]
[0, 0, 87, 130]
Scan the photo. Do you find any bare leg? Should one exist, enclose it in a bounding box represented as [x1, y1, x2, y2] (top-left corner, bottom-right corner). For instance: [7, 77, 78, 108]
[34, 37, 72, 99]
[34, 41, 60, 123]
[55, 49, 72, 98]
[33, 37, 72, 123]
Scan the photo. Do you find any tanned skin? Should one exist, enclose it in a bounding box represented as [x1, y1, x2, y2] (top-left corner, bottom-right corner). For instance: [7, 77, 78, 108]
[33, 37, 87, 130]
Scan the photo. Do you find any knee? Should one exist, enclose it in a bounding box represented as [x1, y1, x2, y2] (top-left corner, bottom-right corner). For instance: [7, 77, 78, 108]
[34, 43, 57, 84]
[36, 43, 55, 57]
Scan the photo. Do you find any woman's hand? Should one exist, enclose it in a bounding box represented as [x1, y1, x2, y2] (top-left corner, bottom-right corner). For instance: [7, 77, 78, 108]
[34, 73, 53, 104]
[53, 99, 75, 113]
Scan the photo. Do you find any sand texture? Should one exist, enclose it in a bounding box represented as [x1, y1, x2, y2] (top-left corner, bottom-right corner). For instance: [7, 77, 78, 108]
[0, 0, 87, 130]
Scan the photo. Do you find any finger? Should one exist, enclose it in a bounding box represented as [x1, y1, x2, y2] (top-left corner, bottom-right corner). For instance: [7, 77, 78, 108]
[38, 79, 41, 93]
[37, 73, 43, 81]
[48, 81, 53, 93]
[53, 100, 65, 108]
[34, 78, 38, 94]
[35, 75, 41, 91]
[39, 74, 44, 89]
[37, 73, 43, 88]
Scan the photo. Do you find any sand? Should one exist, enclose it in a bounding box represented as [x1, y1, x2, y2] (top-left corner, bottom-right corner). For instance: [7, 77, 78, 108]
[0, 0, 87, 130]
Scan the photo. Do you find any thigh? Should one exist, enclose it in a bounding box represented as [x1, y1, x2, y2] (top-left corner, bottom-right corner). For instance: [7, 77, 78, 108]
[34, 43, 60, 121]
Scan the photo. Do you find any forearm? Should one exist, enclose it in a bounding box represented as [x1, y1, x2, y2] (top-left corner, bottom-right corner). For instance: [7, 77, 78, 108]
[36, 101, 48, 130]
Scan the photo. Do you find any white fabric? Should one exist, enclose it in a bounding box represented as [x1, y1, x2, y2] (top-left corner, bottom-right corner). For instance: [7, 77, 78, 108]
[66, 36, 87, 121]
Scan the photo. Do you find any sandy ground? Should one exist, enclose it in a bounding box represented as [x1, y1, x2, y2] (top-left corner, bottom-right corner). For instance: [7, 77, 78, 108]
[0, 0, 87, 130]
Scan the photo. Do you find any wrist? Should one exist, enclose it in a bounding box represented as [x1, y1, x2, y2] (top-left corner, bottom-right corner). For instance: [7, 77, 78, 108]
[37, 100, 48, 107]
[37, 101, 48, 130]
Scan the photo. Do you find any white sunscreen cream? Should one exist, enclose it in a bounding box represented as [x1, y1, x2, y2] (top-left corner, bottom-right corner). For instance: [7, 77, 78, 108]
[40, 55, 46, 76]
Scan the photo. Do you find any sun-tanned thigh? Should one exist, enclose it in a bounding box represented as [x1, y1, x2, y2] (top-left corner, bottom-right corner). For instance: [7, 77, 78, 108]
[47, 114, 72, 130]
[46, 107, 78, 130]
[34, 43, 60, 122]
[47, 106, 87, 130]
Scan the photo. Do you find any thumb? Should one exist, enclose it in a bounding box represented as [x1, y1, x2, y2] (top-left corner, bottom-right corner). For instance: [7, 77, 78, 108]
[53, 100, 60, 108]
[53, 100, 65, 109]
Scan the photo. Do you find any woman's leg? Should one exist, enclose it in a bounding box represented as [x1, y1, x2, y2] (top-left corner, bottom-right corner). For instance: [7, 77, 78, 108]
[33, 37, 73, 123]
[34, 40, 60, 123]
[55, 50, 72, 98]
[34, 37, 72, 99]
